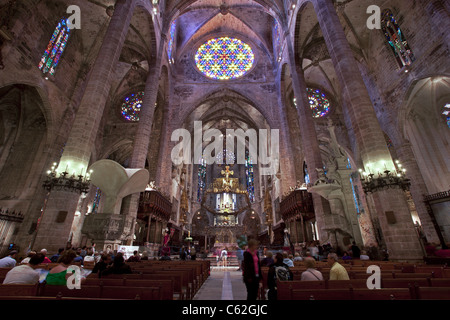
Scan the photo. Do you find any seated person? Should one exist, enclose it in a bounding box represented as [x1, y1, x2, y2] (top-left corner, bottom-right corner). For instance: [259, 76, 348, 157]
[282, 252, 294, 268]
[261, 251, 274, 267]
[342, 251, 352, 261]
[21, 251, 36, 264]
[293, 253, 303, 262]
[50, 248, 65, 263]
[45, 250, 78, 285]
[101, 254, 132, 276]
[3, 253, 45, 284]
[92, 254, 112, 277]
[301, 257, 324, 281]
[267, 253, 294, 300]
[0, 250, 18, 268]
[127, 250, 141, 262]
[40, 249, 52, 264]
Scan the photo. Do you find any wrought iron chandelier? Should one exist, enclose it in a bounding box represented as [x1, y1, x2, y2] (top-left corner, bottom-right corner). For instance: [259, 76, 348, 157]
[42, 162, 91, 194]
[359, 160, 410, 194]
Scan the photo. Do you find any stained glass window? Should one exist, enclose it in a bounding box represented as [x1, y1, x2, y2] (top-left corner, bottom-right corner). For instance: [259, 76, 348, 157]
[167, 20, 176, 63]
[195, 37, 255, 80]
[274, 20, 282, 62]
[38, 18, 71, 76]
[443, 103, 450, 129]
[91, 187, 102, 214]
[216, 149, 236, 165]
[293, 88, 331, 118]
[245, 151, 255, 203]
[197, 157, 207, 202]
[303, 162, 310, 184]
[381, 9, 415, 68]
[350, 174, 361, 214]
[121, 92, 144, 122]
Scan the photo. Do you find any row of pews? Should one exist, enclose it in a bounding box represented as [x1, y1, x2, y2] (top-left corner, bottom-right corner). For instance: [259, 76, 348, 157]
[261, 260, 450, 300]
[0, 260, 210, 300]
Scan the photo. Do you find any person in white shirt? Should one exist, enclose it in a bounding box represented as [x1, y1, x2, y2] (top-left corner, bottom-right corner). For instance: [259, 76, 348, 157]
[0, 250, 17, 268]
[3, 253, 45, 284]
[301, 257, 324, 281]
[21, 251, 36, 264]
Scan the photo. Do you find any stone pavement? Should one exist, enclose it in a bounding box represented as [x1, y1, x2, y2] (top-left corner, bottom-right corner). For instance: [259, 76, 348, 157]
[194, 269, 248, 300]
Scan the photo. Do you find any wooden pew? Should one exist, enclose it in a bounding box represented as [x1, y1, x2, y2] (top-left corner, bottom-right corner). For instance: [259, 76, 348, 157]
[0, 284, 39, 297]
[428, 278, 450, 287]
[277, 281, 326, 300]
[415, 286, 450, 300]
[327, 279, 368, 289]
[352, 288, 414, 300]
[291, 289, 352, 300]
[382, 278, 430, 288]
[414, 266, 444, 278]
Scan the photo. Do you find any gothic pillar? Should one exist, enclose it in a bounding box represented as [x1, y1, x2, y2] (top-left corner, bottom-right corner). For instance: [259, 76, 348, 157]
[285, 34, 330, 243]
[396, 142, 440, 243]
[33, 0, 137, 252]
[311, 0, 423, 260]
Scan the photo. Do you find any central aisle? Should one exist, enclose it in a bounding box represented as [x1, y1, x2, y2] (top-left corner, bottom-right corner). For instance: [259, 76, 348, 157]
[194, 269, 248, 300]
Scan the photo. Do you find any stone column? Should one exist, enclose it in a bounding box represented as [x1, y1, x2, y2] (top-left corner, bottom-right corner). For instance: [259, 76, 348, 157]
[396, 142, 440, 243]
[311, 0, 423, 260]
[33, 1, 138, 252]
[285, 32, 332, 244]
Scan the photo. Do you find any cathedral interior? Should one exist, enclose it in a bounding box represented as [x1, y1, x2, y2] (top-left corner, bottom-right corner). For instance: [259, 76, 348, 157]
[0, 0, 449, 263]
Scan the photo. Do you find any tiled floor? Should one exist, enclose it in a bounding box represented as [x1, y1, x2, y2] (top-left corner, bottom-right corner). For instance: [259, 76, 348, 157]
[194, 270, 248, 300]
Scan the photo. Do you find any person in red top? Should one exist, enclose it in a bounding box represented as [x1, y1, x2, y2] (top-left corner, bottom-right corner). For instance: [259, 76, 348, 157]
[242, 239, 263, 300]
[40, 249, 52, 264]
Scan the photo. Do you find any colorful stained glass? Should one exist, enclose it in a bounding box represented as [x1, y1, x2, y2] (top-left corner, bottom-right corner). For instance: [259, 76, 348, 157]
[121, 92, 144, 122]
[274, 20, 281, 61]
[195, 37, 255, 80]
[245, 151, 255, 203]
[216, 149, 236, 165]
[197, 157, 207, 202]
[350, 175, 361, 214]
[92, 187, 102, 214]
[443, 104, 450, 128]
[381, 9, 415, 68]
[38, 18, 71, 76]
[293, 88, 331, 118]
[167, 20, 176, 63]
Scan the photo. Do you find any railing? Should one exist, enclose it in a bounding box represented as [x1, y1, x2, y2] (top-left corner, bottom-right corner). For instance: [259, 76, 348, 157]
[138, 190, 172, 221]
[424, 190, 450, 202]
[280, 189, 314, 220]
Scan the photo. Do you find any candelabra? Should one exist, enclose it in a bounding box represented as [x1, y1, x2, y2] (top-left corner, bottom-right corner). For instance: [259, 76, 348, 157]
[42, 163, 92, 194]
[359, 160, 410, 194]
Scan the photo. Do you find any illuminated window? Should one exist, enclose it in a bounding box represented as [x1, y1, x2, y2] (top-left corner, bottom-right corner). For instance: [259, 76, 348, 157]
[381, 9, 415, 68]
[246, 151, 255, 203]
[38, 18, 71, 76]
[197, 157, 207, 202]
[274, 20, 282, 62]
[167, 20, 176, 63]
[195, 37, 255, 80]
[293, 88, 331, 118]
[121, 92, 144, 122]
[443, 103, 450, 128]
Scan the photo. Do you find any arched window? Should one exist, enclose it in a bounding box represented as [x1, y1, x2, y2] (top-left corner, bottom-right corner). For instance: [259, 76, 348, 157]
[121, 91, 145, 122]
[349, 174, 361, 214]
[38, 18, 71, 76]
[197, 157, 207, 202]
[167, 20, 177, 64]
[273, 19, 282, 62]
[442, 103, 450, 128]
[293, 88, 331, 118]
[381, 9, 415, 68]
[245, 151, 255, 203]
[91, 187, 102, 214]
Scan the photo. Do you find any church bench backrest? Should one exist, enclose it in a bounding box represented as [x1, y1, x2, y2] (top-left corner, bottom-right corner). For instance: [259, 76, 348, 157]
[100, 286, 161, 300]
[429, 279, 450, 287]
[393, 273, 433, 279]
[141, 273, 186, 299]
[327, 280, 368, 289]
[0, 268, 12, 278]
[0, 284, 39, 296]
[291, 289, 352, 300]
[124, 279, 174, 300]
[277, 281, 326, 300]
[415, 267, 444, 278]
[352, 272, 394, 279]
[415, 287, 450, 300]
[382, 278, 430, 288]
[39, 284, 102, 298]
[352, 288, 413, 300]
[442, 269, 450, 278]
